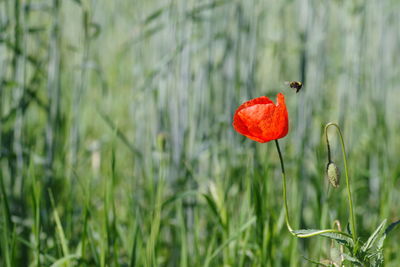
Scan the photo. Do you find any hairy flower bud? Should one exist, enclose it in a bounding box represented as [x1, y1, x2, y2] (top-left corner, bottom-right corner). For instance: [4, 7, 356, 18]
[326, 162, 340, 188]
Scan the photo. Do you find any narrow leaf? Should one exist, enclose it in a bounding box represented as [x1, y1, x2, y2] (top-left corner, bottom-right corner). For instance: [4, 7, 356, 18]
[202, 194, 225, 229]
[361, 219, 386, 252]
[293, 229, 354, 247]
[50, 255, 79, 267]
[384, 219, 400, 235]
[302, 256, 331, 266]
[376, 219, 400, 251]
[342, 253, 362, 265]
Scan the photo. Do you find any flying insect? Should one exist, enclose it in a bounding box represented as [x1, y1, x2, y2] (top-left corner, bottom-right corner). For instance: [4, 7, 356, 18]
[285, 81, 303, 93]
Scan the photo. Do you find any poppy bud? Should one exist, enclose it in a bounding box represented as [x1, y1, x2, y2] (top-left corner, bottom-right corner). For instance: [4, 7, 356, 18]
[326, 162, 340, 188]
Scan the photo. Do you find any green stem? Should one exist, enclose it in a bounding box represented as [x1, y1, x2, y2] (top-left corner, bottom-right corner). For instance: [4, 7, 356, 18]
[324, 122, 357, 244]
[274, 140, 352, 239]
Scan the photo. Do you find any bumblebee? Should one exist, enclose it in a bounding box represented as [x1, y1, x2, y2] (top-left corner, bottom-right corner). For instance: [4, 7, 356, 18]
[285, 81, 303, 93]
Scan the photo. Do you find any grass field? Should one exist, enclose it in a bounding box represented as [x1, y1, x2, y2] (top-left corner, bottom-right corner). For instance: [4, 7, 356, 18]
[0, 0, 400, 266]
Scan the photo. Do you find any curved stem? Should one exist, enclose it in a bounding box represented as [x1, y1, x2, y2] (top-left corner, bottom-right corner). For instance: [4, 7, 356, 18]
[274, 140, 352, 239]
[332, 220, 345, 264]
[324, 122, 357, 243]
[325, 126, 332, 164]
[274, 139, 293, 234]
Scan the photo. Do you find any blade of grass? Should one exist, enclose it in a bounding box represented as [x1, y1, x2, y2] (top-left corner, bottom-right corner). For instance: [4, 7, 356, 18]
[49, 190, 70, 261]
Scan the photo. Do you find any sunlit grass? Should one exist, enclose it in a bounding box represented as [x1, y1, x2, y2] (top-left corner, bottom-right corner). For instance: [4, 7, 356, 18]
[0, 0, 399, 266]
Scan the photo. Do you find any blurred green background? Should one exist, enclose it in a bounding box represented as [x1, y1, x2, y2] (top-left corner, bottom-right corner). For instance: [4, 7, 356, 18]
[0, 0, 399, 266]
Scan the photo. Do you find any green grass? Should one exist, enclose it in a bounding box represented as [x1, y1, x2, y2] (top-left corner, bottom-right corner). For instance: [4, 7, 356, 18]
[0, 0, 400, 266]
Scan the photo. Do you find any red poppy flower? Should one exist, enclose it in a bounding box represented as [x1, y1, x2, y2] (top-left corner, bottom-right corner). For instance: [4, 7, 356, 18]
[233, 93, 288, 143]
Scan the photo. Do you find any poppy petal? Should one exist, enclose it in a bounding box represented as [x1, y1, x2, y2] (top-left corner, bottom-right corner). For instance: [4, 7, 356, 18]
[235, 96, 274, 114]
[232, 93, 289, 143]
[238, 104, 275, 142]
